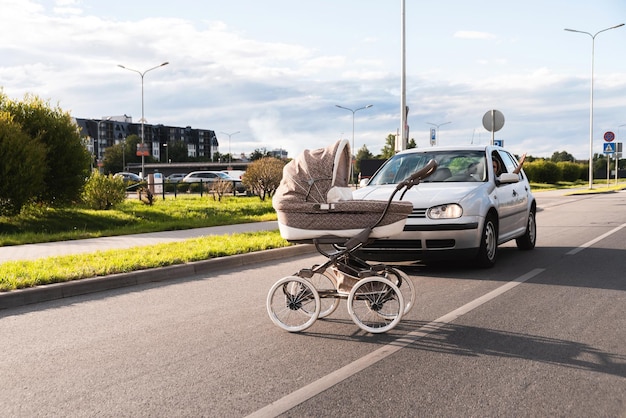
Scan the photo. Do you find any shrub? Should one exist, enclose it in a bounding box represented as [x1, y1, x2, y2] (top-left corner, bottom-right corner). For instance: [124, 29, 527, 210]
[242, 157, 285, 200]
[0, 112, 47, 215]
[211, 179, 233, 201]
[1, 94, 91, 205]
[82, 171, 127, 210]
[524, 160, 562, 184]
[557, 161, 583, 182]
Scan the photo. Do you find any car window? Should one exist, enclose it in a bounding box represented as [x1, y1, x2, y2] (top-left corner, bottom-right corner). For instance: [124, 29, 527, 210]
[499, 151, 525, 179]
[369, 150, 487, 185]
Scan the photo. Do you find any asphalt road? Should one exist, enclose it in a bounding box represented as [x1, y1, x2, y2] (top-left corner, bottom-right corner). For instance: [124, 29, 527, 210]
[1, 190, 625, 417]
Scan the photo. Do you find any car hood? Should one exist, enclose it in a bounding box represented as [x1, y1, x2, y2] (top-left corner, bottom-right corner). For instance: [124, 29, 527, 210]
[352, 183, 489, 207]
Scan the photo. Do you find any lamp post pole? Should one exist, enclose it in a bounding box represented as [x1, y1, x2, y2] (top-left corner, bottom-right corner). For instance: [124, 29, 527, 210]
[335, 104, 373, 185]
[426, 121, 452, 146]
[220, 131, 240, 169]
[118, 62, 169, 177]
[163, 143, 169, 163]
[565, 24, 624, 189]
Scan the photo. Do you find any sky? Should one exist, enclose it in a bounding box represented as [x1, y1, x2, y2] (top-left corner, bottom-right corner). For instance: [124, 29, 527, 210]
[2, 0, 626, 161]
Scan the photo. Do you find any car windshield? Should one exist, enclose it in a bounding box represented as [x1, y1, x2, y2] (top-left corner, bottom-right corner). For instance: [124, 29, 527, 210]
[369, 150, 487, 185]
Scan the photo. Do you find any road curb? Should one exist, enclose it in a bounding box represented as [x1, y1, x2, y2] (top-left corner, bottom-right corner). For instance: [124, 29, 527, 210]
[0, 244, 316, 310]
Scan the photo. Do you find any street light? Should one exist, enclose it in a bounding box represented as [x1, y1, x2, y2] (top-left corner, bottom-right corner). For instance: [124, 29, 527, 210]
[426, 121, 452, 146]
[220, 131, 240, 168]
[564, 23, 624, 189]
[335, 104, 373, 184]
[118, 61, 169, 177]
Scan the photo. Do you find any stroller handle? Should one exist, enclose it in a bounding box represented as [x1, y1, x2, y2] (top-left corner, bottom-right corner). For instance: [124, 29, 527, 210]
[396, 159, 438, 191]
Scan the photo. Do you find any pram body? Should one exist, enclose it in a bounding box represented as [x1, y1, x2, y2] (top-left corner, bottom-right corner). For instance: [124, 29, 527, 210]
[273, 139, 413, 241]
[267, 140, 436, 333]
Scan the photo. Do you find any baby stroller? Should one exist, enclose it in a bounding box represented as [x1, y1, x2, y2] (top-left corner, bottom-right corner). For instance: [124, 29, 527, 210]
[268, 140, 436, 333]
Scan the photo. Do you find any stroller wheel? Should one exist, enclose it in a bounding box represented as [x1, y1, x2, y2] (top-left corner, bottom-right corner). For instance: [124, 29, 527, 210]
[384, 267, 416, 315]
[296, 271, 340, 319]
[347, 277, 404, 334]
[267, 276, 320, 332]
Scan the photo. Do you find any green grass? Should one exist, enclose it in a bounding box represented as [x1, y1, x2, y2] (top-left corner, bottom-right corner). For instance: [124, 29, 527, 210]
[0, 230, 290, 291]
[0, 196, 277, 246]
[530, 180, 626, 194]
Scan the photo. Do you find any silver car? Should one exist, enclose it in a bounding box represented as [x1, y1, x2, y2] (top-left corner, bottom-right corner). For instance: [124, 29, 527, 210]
[352, 145, 536, 267]
[181, 171, 246, 193]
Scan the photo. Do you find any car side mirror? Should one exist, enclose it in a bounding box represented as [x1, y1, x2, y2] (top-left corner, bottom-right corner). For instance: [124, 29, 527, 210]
[497, 173, 519, 184]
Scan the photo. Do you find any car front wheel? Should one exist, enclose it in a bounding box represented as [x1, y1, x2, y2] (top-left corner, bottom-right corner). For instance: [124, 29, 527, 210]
[475, 215, 498, 268]
[516, 209, 536, 250]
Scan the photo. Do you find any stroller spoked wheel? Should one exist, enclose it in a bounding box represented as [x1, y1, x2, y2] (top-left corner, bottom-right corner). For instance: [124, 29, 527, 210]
[267, 276, 320, 332]
[383, 267, 416, 315]
[296, 271, 340, 319]
[347, 277, 404, 334]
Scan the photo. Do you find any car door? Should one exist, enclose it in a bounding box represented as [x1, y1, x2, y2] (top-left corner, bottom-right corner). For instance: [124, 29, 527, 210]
[494, 150, 529, 241]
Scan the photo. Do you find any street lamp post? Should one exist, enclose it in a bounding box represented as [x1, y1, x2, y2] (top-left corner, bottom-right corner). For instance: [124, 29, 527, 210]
[564, 24, 624, 189]
[220, 131, 240, 168]
[163, 143, 169, 163]
[118, 62, 169, 177]
[335, 104, 373, 185]
[426, 121, 452, 146]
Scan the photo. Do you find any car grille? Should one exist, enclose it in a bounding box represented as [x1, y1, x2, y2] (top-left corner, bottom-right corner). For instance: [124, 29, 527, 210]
[409, 208, 427, 218]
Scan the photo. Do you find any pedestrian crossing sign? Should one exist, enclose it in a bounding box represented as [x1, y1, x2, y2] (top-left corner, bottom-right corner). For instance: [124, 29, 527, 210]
[603, 142, 615, 154]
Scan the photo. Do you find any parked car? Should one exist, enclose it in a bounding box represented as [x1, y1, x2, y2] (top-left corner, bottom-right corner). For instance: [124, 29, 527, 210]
[165, 173, 187, 182]
[181, 171, 246, 193]
[351, 144, 536, 267]
[114, 172, 142, 183]
[222, 170, 246, 180]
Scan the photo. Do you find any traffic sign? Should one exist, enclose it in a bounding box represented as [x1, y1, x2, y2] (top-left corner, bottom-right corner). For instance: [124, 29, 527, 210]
[603, 142, 615, 154]
[482, 109, 505, 132]
[493, 139, 504, 147]
[604, 131, 615, 142]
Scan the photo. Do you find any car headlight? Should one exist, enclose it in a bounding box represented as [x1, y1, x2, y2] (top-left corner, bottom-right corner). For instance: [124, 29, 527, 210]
[427, 204, 463, 219]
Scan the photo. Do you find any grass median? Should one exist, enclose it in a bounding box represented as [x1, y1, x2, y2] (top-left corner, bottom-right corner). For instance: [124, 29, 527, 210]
[0, 230, 291, 292]
[0, 195, 277, 246]
[0, 196, 287, 292]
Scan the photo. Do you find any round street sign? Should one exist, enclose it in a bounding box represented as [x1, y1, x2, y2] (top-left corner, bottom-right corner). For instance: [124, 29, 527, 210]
[604, 131, 615, 142]
[482, 109, 505, 132]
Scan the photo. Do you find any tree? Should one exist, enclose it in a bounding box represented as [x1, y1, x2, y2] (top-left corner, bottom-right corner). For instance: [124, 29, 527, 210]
[167, 140, 189, 162]
[0, 111, 47, 215]
[249, 148, 271, 161]
[379, 134, 397, 159]
[1, 94, 92, 205]
[355, 144, 374, 176]
[242, 157, 285, 200]
[407, 138, 417, 149]
[551, 150, 575, 162]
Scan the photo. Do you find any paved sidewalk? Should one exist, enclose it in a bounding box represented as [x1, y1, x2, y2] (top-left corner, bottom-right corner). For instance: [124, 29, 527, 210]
[0, 221, 280, 263]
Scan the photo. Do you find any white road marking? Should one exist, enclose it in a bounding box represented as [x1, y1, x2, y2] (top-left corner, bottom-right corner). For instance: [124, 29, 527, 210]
[247, 268, 545, 418]
[566, 222, 626, 255]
